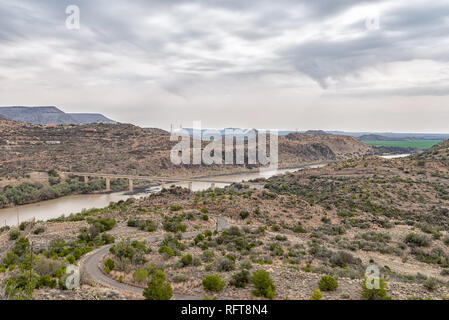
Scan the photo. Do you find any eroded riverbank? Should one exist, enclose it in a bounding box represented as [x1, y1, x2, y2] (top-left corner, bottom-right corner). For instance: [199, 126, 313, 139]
[0, 164, 328, 227]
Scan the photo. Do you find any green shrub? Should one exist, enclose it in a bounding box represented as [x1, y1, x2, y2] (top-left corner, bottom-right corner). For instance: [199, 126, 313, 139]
[158, 245, 176, 258]
[311, 288, 322, 300]
[143, 270, 173, 300]
[405, 233, 431, 247]
[9, 230, 20, 241]
[12, 237, 30, 256]
[38, 274, 57, 289]
[87, 218, 116, 232]
[104, 258, 115, 271]
[216, 257, 235, 272]
[318, 275, 338, 291]
[173, 274, 188, 283]
[240, 211, 249, 220]
[251, 270, 276, 299]
[423, 278, 439, 291]
[361, 277, 390, 300]
[133, 269, 149, 283]
[128, 219, 158, 232]
[66, 255, 75, 264]
[180, 254, 193, 267]
[202, 214, 209, 221]
[163, 216, 187, 233]
[202, 250, 215, 262]
[109, 239, 147, 265]
[202, 274, 225, 292]
[292, 224, 307, 233]
[33, 227, 45, 235]
[230, 270, 250, 288]
[240, 259, 253, 270]
[0, 180, 111, 208]
[193, 256, 202, 266]
[101, 233, 115, 244]
[330, 251, 359, 267]
[0, 226, 10, 234]
[194, 234, 204, 245]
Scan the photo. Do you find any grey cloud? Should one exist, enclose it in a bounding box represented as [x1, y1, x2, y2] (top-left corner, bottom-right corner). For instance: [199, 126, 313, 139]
[335, 85, 449, 98]
[2, 0, 448, 89]
[282, 34, 399, 88]
[1, 0, 449, 132]
[281, 2, 449, 88]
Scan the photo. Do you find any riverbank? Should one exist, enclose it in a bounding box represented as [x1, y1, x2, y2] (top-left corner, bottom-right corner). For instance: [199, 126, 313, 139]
[0, 156, 407, 227]
[0, 161, 335, 227]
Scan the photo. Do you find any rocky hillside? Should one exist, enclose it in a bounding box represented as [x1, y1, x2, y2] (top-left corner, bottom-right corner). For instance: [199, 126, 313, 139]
[2, 148, 449, 300]
[358, 134, 399, 141]
[416, 139, 449, 162]
[66, 113, 116, 125]
[280, 132, 371, 165]
[0, 119, 371, 179]
[0, 106, 116, 125]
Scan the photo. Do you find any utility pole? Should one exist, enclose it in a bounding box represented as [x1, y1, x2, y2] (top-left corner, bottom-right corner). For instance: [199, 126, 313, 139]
[29, 241, 33, 283]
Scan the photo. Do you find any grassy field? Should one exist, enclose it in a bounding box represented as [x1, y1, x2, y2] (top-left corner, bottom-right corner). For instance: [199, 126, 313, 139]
[362, 140, 443, 149]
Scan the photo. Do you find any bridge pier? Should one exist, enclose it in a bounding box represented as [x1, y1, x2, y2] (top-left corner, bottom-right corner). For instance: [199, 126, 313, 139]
[129, 179, 133, 193]
[161, 181, 166, 189]
[83, 176, 88, 184]
[188, 182, 193, 191]
[211, 183, 215, 191]
[105, 178, 111, 191]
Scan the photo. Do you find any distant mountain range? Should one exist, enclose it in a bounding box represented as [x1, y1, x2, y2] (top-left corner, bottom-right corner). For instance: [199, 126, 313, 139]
[175, 128, 449, 141]
[357, 134, 408, 141]
[0, 106, 116, 125]
[281, 131, 449, 140]
[320, 131, 449, 140]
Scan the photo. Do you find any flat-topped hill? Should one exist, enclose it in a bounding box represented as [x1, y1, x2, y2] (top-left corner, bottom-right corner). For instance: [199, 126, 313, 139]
[0, 106, 116, 125]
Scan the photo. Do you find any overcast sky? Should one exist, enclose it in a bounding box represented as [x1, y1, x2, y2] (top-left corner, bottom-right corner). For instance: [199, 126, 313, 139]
[1, 0, 449, 132]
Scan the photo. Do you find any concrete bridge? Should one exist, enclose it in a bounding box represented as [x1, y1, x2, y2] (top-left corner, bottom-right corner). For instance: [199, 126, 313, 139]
[59, 171, 262, 192]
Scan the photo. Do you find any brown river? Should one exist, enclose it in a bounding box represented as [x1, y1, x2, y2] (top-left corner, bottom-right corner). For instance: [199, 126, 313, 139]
[0, 165, 325, 227]
[0, 155, 409, 227]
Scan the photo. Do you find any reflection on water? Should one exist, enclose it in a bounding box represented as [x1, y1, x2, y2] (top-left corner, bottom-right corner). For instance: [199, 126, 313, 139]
[0, 164, 326, 226]
[0, 192, 147, 227]
[173, 165, 325, 191]
[380, 154, 410, 159]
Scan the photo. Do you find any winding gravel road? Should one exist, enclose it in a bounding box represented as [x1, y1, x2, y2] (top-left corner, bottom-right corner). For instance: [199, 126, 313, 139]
[82, 216, 228, 300]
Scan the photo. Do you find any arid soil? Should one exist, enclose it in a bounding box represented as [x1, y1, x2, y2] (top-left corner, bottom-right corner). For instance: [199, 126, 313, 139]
[1, 140, 449, 300]
[2, 129, 449, 300]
